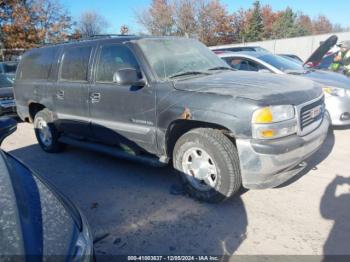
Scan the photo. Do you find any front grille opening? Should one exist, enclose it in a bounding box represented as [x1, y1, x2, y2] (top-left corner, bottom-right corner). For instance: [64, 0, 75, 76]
[300, 97, 325, 131]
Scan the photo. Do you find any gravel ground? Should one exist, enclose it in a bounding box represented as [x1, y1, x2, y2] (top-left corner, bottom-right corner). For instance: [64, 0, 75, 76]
[2, 122, 350, 259]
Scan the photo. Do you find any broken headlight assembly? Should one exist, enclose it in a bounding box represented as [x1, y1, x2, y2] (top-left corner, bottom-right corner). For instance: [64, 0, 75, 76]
[252, 105, 297, 139]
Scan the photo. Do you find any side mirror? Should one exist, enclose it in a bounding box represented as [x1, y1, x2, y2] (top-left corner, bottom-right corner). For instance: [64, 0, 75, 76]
[113, 68, 145, 87]
[259, 69, 271, 74]
[0, 117, 17, 146]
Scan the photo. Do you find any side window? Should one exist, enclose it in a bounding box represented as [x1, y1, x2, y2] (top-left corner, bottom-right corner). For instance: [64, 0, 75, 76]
[224, 58, 269, 72]
[60, 46, 92, 82]
[247, 60, 270, 72]
[246, 60, 260, 71]
[223, 57, 243, 70]
[20, 47, 57, 80]
[96, 44, 140, 83]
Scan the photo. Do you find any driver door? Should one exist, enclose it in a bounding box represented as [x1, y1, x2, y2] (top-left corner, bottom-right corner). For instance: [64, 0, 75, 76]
[89, 43, 157, 153]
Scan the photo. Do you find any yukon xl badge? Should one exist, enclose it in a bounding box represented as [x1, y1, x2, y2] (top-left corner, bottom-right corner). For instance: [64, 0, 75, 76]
[131, 119, 154, 126]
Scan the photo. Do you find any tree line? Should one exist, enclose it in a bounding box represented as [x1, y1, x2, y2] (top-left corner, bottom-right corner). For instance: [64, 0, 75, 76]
[0, 0, 348, 54]
[0, 0, 125, 55]
[136, 0, 349, 46]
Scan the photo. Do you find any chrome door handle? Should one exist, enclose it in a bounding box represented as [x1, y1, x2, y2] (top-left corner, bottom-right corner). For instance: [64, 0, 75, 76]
[56, 90, 64, 99]
[90, 92, 101, 103]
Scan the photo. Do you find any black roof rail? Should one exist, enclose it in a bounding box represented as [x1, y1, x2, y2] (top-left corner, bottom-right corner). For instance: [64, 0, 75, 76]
[89, 34, 136, 38]
[41, 34, 137, 47]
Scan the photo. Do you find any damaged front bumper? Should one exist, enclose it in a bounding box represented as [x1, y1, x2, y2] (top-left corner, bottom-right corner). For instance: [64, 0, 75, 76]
[236, 112, 330, 189]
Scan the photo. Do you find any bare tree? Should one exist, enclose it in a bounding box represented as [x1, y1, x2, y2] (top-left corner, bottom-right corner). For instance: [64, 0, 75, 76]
[31, 0, 73, 44]
[120, 24, 129, 35]
[0, 0, 73, 50]
[136, 0, 175, 36]
[197, 0, 234, 46]
[312, 15, 333, 35]
[135, 0, 234, 44]
[174, 0, 198, 37]
[78, 11, 109, 37]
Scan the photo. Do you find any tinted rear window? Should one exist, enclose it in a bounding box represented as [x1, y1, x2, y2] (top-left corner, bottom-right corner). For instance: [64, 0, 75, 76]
[60, 46, 92, 82]
[20, 48, 57, 80]
[1, 62, 18, 74]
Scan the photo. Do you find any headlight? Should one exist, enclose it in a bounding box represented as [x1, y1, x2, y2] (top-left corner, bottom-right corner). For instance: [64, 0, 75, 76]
[252, 105, 295, 124]
[323, 86, 350, 97]
[252, 105, 297, 139]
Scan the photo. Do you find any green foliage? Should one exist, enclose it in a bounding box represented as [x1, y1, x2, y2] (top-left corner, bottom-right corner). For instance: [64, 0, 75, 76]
[244, 1, 264, 42]
[272, 8, 308, 39]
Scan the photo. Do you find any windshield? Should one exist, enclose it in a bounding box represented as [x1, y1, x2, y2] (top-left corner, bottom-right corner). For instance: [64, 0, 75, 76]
[1, 62, 18, 74]
[137, 38, 231, 80]
[259, 54, 303, 72]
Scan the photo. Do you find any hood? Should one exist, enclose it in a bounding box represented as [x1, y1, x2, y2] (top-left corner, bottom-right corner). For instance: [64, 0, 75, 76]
[305, 35, 338, 67]
[302, 69, 350, 89]
[173, 71, 322, 105]
[0, 152, 80, 256]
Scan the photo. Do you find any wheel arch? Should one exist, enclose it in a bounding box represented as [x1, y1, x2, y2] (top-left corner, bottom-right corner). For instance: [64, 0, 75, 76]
[28, 102, 46, 122]
[165, 119, 236, 158]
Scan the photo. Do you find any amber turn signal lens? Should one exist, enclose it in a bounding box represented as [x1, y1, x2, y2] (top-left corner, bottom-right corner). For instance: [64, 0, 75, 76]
[252, 107, 273, 124]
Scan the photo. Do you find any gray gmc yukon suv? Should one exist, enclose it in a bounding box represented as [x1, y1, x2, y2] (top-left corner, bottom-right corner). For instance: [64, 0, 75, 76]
[14, 36, 330, 202]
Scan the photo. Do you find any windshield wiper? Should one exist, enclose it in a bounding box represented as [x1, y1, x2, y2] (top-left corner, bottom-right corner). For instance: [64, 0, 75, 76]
[169, 71, 211, 79]
[208, 66, 234, 71]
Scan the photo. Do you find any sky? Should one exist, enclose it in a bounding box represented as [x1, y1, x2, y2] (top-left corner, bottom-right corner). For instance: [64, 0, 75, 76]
[60, 0, 350, 34]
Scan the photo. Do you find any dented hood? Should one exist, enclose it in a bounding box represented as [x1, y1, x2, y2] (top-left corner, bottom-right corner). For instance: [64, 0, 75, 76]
[174, 71, 322, 105]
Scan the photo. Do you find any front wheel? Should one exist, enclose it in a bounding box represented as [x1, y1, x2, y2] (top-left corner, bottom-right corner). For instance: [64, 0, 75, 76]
[34, 109, 64, 153]
[173, 128, 242, 203]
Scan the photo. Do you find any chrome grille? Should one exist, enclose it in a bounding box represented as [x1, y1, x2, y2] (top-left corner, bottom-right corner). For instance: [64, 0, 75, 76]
[300, 96, 325, 131]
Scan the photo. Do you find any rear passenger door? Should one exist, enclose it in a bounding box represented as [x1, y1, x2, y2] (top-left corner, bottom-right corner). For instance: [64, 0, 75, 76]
[89, 43, 157, 153]
[55, 44, 95, 138]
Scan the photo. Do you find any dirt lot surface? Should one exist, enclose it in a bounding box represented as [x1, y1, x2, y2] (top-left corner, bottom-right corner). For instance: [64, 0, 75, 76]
[3, 122, 350, 259]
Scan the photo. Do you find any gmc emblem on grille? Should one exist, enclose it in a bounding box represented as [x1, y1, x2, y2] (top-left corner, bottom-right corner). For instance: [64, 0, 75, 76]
[310, 106, 322, 119]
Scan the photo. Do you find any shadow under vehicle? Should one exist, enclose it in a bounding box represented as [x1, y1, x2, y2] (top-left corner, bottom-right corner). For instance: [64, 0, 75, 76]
[14, 35, 330, 202]
[0, 117, 94, 260]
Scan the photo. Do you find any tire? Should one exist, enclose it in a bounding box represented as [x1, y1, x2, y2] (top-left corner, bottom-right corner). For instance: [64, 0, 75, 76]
[34, 109, 64, 153]
[173, 128, 242, 203]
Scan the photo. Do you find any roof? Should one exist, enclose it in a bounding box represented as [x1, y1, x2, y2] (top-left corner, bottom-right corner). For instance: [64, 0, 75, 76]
[210, 45, 261, 50]
[35, 35, 197, 51]
[40, 35, 141, 48]
[218, 51, 267, 58]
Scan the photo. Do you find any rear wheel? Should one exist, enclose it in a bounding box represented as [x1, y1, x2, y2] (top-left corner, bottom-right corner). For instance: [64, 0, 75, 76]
[173, 128, 242, 203]
[34, 109, 64, 153]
